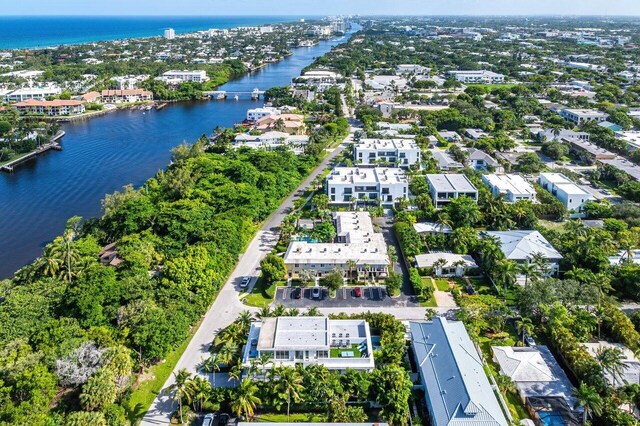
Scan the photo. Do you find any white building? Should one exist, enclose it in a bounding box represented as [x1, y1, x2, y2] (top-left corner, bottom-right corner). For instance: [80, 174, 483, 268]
[242, 317, 375, 372]
[581, 341, 640, 387]
[396, 64, 430, 75]
[246, 106, 280, 122]
[163, 28, 175, 40]
[467, 148, 501, 171]
[159, 70, 209, 83]
[13, 99, 85, 116]
[483, 230, 563, 274]
[538, 173, 594, 215]
[482, 174, 536, 202]
[326, 167, 408, 206]
[414, 252, 478, 277]
[354, 139, 421, 168]
[615, 130, 640, 151]
[426, 174, 478, 208]
[3, 86, 61, 102]
[448, 70, 505, 84]
[233, 132, 309, 154]
[560, 108, 608, 125]
[284, 212, 389, 281]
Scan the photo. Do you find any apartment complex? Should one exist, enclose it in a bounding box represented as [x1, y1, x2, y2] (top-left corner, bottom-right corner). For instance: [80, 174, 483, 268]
[3, 86, 61, 102]
[353, 139, 421, 168]
[426, 174, 478, 208]
[538, 172, 594, 214]
[559, 108, 608, 125]
[283, 212, 389, 281]
[482, 174, 536, 202]
[326, 167, 408, 206]
[448, 70, 505, 84]
[14, 99, 85, 116]
[242, 317, 375, 372]
[159, 70, 209, 83]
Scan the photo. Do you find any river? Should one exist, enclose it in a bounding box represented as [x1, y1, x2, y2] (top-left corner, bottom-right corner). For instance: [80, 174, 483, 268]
[0, 33, 351, 278]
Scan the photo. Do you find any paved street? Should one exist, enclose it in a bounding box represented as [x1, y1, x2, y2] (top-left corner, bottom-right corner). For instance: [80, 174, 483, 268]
[275, 285, 420, 308]
[140, 129, 356, 426]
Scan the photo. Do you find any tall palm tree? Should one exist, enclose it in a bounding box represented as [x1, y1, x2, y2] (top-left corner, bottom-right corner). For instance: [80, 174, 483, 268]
[61, 216, 82, 282]
[432, 258, 448, 277]
[217, 341, 239, 366]
[230, 378, 261, 418]
[517, 260, 538, 287]
[595, 346, 626, 387]
[387, 246, 397, 270]
[201, 355, 220, 387]
[306, 307, 320, 316]
[236, 311, 253, 330]
[573, 383, 604, 425]
[346, 259, 357, 280]
[272, 367, 304, 421]
[516, 317, 534, 345]
[256, 306, 272, 319]
[184, 376, 212, 412]
[496, 259, 517, 300]
[167, 369, 191, 424]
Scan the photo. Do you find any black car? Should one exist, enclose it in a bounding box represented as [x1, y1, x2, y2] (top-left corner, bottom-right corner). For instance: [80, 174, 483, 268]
[291, 287, 302, 299]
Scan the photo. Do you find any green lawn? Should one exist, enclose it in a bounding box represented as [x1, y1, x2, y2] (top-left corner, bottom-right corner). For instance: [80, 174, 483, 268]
[418, 277, 438, 307]
[243, 276, 280, 308]
[330, 344, 362, 359]
[124, 334, 195, 423]
[256, 412, 328, 422]
[434, 278, 451, 292]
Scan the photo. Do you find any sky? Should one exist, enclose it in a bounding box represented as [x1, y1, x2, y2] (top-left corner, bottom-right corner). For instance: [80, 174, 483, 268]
[3, 0, 640, 16]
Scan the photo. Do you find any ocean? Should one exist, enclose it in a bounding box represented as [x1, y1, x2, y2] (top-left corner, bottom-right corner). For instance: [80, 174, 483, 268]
[0, 16, 306, 49]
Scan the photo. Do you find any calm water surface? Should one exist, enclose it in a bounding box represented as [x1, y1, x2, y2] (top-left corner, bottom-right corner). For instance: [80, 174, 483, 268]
[0, 33, 350, 277]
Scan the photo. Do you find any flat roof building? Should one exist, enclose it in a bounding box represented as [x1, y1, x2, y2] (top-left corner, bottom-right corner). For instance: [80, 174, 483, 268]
[482, 174, 536, 202]
[354, 139, 421, 168]
[560, 108, 608, 125]
[538, 173, 594, 215]
[410, 318, 508, 426]
[284, 212, 389, 281]
[159, 70, 209, 83]
[426, 174, 478, 208]
[448, 70, 505, 84]
[242, 317, 375, 372]
[326, 167, 408, 206]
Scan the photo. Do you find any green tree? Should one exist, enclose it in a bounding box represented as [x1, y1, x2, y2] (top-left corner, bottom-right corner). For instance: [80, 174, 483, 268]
[167, 369, 190, 424]
[261, 254, 287, 284]
[324, 270, 344, 293]
[65, 411, 107, 426]
[230, 378, 261, 418]
[79, 368, 117, 411]
[271, 366, 304, 421]
[573, 383, 604, 425]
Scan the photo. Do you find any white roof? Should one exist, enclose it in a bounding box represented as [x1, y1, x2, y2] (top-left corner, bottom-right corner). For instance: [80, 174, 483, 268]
[326, 167, 407, 185]
[581, 341, 640, 387]
[483, 174, 536, 197]
[539, 173, 591, 196]
[414, 252, 477, 269]
[356, 138, 419, 151]
[426, 174, 478, 193]
[413, 222, 453, 234]
[483, 230, 562, 261]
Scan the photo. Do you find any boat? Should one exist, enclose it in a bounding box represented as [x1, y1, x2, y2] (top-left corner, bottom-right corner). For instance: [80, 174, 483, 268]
[216, 93, 226, 100]
[233, 95, 239, 101]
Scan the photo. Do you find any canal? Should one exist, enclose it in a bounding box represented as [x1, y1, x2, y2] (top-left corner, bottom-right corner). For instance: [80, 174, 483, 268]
[0, 33, 350, 278]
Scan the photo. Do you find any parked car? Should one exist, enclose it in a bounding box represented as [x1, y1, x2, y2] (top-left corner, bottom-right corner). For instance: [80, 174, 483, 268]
[601, 189, 611, 195]
[353, 286, 362, 297]
[218, 413, 230, 426]
[202, 414, 216, 426]
[312, 286, 322, 299]
[291, 287, 302, 299]
[240, 276, 251, 289]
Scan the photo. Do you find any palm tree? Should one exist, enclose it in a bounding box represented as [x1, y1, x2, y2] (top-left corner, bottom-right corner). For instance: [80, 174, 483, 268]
[516, 317, 534, 345]
[236, 311, 253, 330]
[432, 258, 448, 277]
[201, 355, 220, 387]
[167, 369, 191, 424]
[451, 259, 467, 277]
[256, 306, 272, 319]
[530, 252, 550, 277]
[287, 308, 300, 317]
[346, 259, 357, 280]
[230, 378, 261, 418]
[62, 216, 82, 282]
[595, 346, 626, 387]
[306, 307, 320, 316]
[272, 367, 304, 421]
[517, 260, 538, 287]
[217, 341, 239, 365]
[184, 376, 212, 412]
[387, 246, 397, 270]
[272, 304, 286, 317]
[573, 383, 604, 425]
[496, 259, 517, 300]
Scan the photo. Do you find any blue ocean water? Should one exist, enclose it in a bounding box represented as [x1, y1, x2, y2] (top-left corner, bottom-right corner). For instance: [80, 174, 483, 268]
[0, 16, 305, 49]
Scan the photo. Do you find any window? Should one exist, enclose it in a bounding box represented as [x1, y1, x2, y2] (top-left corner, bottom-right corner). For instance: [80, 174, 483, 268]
[275, 351, 289, 360]
[317, 351, 329, 358]
[381, 188, 390, 194]
[330, 188, 335, 194]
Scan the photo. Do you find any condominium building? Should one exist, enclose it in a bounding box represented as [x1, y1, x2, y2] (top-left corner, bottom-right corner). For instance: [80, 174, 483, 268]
[560, 108, 608, 125]
[246, 106, 280, 122]
[160, 70, 209, 83]
[284, 212, 389, 280]
[13, 99, 85, 116]
[98, 89, 153, 104]
[234, 132, 309, 154]
[482, 174, 536, 202]
[538, 173, 594, 214]
[448, 70, 505, 84]
[426, 174, 478, 208]
[242, 317, 375, 372]
[4, 86, 62, 102]
[326, 167, 408, 205]
[354, 139, 421, 168]
[163, 28, 175, 40]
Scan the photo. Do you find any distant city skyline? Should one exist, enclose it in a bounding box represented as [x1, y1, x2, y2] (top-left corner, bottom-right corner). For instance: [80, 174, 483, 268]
[4, 0, 640, 16]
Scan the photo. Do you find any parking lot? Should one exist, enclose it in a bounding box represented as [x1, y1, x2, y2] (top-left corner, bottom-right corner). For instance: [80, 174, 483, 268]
[275, 285, 420, 308]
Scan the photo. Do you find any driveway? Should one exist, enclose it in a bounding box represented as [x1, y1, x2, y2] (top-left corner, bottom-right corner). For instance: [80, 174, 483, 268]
[275, 285, 420, 308]
[140, 130, 356, 426]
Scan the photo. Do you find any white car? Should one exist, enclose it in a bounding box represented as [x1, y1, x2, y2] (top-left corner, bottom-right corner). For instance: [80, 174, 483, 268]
[240, 276, 251, 289]
[202, 414, 215, 426]
[312, 287, 322, 299]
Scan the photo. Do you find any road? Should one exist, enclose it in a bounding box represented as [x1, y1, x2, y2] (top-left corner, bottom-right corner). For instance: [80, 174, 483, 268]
[140, 129, 356, 426]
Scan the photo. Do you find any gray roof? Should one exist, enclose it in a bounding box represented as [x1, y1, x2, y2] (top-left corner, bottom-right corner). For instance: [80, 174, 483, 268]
[410, 319, 508, 426]
[430, 150, 463, 169]
[426, 174, 478, 193]
[483, 230, 562, 262]
[492, 346, 580, 412]
[466, 148, 499, 166]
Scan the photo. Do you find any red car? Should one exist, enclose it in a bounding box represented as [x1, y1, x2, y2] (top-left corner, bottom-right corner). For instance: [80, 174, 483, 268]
[353, 287, 362, 298]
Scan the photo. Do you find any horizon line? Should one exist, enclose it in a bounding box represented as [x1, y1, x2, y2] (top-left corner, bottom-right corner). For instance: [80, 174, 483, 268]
[4, 13, 640, 18]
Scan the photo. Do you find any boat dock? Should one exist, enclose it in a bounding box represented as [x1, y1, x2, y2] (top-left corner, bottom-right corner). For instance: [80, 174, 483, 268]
[0, 131, 65, 173]
[203, 88, 265, 100]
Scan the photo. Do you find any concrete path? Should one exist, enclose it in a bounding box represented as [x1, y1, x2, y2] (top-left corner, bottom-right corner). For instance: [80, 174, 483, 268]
[139, 130, 355, 426]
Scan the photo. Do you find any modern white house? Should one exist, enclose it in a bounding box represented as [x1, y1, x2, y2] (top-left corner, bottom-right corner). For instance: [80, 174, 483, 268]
[410, 319, 508, 426]
[353, 139, 421, 168]
[492, 346, 583, 425]
[246, 106, 280, 122]
[482, 174, 536, 202]
[426, 174, 478, 208]
[326, 167, 408, 206]
[396, 64, 431, 75]
[242, 317, 375, 372]
[159, 70, 209, 83]
[560, 108, 608, 125]
[483, 230, 563, 275]
[448, 70, 505, 84]
[414, 252, 478, 277]
[234, 132, 309, 154]
[3, 86, 62, 102]
[283, 212, 389, 281]
[537, 173, 594, 216]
